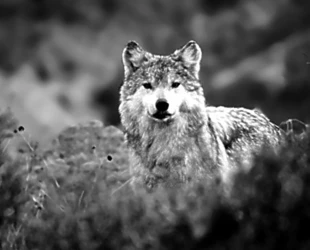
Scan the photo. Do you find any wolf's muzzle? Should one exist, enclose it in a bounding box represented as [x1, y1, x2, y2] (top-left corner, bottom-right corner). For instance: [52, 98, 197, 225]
[148, 98, 173, 121]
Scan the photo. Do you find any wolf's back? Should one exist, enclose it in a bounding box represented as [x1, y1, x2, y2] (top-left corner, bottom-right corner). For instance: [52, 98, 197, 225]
[207, 106, 284, 146]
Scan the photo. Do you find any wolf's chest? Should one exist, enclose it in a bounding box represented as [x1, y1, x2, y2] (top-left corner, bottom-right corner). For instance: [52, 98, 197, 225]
[143, 128, 205, 169]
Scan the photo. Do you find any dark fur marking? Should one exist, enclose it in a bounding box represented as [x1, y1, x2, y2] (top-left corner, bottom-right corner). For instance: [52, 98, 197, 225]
[223, 127, 254, 151]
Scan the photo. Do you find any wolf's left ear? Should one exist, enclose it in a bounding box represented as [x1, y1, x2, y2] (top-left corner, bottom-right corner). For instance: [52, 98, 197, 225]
[122, 41, 147, 76]
[172, 41, 202, 79]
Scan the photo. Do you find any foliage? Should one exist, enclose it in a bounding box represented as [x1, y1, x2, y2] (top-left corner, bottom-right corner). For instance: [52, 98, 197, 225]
[0, 109, 310, 249]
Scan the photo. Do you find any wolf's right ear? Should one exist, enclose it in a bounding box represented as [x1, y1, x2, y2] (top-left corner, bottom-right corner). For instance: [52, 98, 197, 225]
[122, 41, 147, 76]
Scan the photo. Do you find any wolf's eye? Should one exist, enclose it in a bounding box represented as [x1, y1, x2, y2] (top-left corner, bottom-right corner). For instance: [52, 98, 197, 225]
[142, 82, 152, 89]
[171, 81, 181, 88]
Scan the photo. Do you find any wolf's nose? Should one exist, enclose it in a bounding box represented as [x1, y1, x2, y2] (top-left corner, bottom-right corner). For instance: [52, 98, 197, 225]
[156, 99, 169, 112]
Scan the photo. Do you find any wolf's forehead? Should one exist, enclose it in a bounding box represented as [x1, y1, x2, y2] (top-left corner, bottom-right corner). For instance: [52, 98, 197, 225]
[142, 56, 184, 79]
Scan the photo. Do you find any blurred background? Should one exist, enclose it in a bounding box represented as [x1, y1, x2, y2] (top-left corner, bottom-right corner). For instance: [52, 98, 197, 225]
[0, 0, 310, 145]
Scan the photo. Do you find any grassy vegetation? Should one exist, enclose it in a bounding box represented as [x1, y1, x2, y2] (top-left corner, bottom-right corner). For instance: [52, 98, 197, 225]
[0, 109, 309, 250]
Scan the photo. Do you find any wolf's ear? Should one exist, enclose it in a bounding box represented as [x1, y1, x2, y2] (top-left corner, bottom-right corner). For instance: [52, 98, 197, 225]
[122, 41, 147, 76]
[172, 41, 202, 79]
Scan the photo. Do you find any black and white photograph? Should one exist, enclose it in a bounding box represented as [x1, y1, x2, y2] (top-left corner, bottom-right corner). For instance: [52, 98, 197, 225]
[0, 0, 310, 249]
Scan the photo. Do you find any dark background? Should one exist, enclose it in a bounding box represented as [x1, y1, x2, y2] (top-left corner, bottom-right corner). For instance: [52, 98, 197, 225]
[0, 0, 310, 144]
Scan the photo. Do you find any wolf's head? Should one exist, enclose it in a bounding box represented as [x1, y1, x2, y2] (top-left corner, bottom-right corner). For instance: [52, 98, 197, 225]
[119, 41, 206, 129]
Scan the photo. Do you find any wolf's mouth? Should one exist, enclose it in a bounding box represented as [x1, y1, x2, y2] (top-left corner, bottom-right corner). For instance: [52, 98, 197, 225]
[149, 111, 174, 122]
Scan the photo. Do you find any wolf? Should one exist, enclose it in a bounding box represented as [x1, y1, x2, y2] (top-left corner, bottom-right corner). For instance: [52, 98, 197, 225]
[119, 40, 285, 190]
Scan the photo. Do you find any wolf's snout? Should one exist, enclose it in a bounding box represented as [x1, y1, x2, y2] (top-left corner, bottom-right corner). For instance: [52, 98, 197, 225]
[156, 99, 169, 112]
[151, 98, 172, 121]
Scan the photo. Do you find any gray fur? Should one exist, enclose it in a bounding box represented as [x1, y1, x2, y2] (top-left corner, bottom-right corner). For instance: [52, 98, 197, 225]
[119, 40, 285, 190]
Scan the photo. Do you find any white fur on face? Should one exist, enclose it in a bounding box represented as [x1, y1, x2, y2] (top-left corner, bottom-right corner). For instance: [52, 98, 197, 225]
[140, 85, 205, 121]
[141, 86, 183, 117]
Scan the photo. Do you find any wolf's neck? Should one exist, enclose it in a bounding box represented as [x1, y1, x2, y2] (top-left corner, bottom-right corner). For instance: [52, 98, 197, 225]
[135, 110, 207, 162]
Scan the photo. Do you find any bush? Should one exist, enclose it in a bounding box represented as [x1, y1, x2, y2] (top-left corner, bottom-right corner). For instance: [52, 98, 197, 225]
[0, 109, 310, 249]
